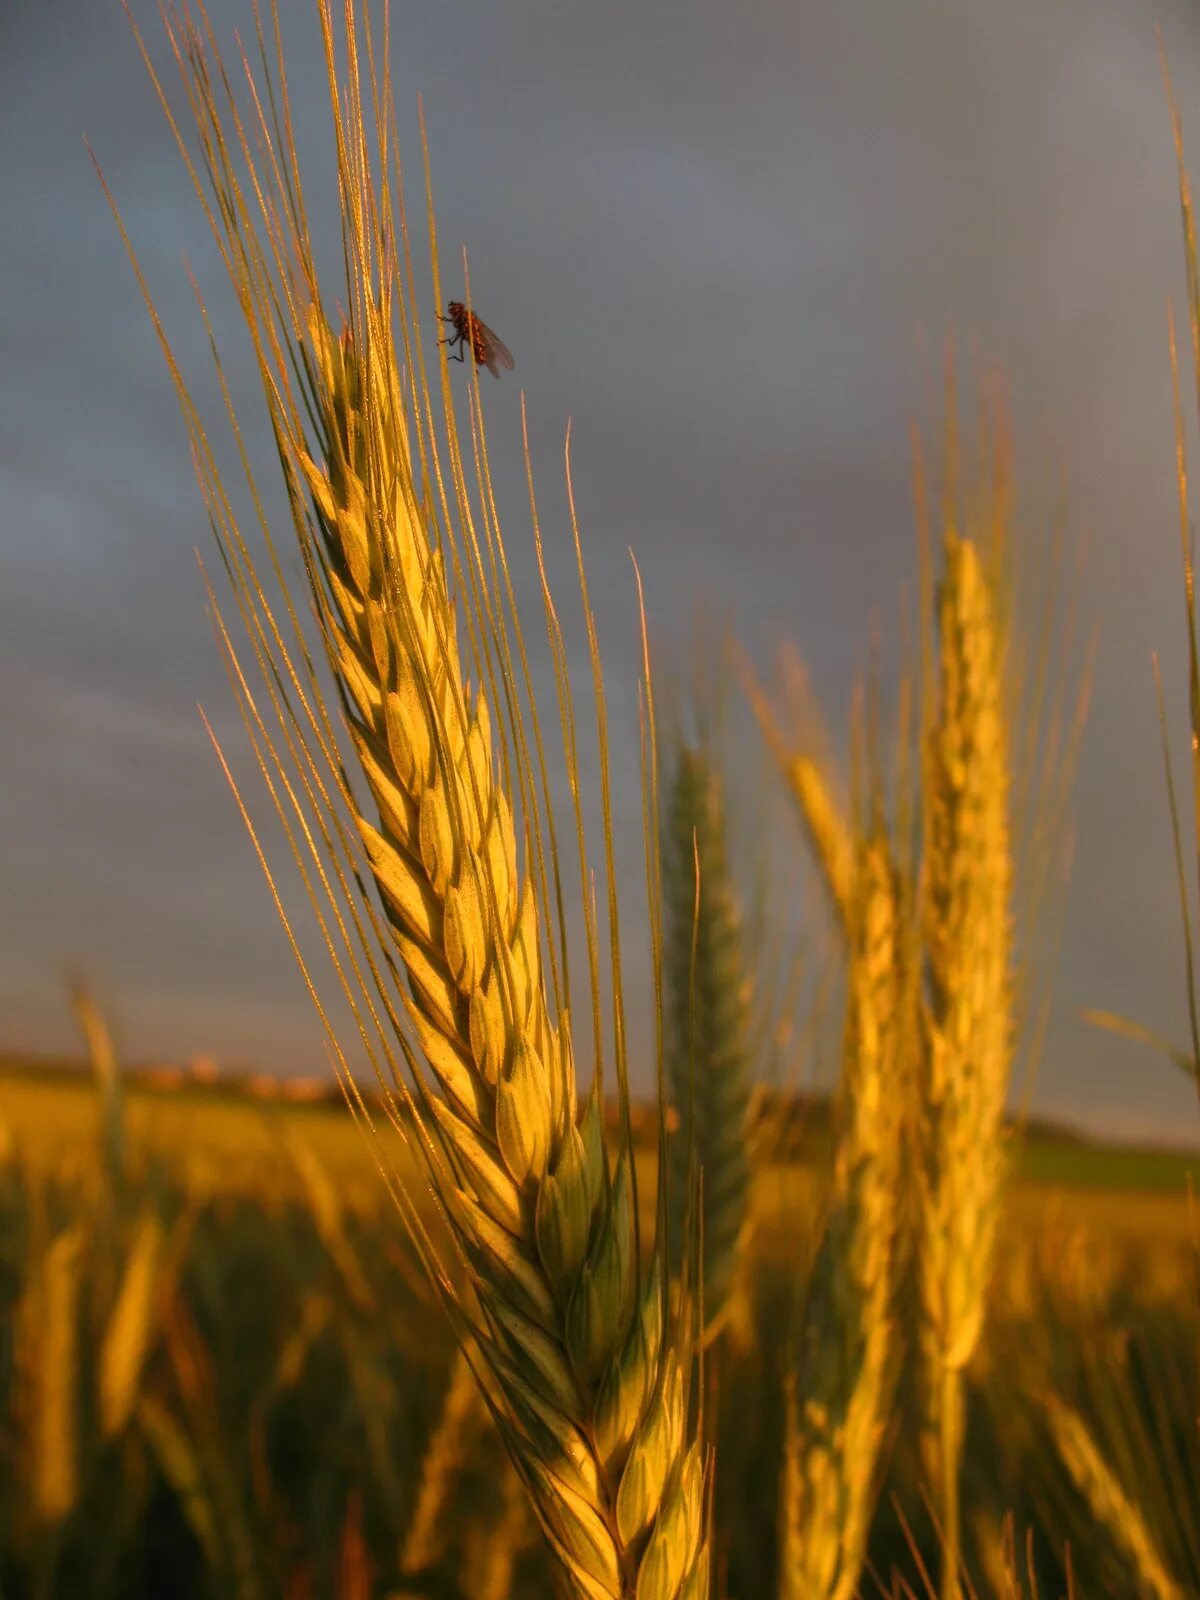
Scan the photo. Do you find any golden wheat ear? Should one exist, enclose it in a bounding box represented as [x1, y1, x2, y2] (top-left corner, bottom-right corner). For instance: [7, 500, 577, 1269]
[107, 3, 712, 1593]
[916, 518, 1013, 1600]
[777, 815, 906, 1600]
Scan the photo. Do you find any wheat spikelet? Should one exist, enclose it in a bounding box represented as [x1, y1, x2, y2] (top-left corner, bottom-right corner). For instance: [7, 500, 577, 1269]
[919, 530, 1012, 1596]
[30, 1227, 84, 1526]
[98, 1211, 165, 1439]
[778, 825, 903, 1600]
[1045, 1395, 1183, 1600]
[663, 742, 752, 1336]
[112, 6, 710, 1592]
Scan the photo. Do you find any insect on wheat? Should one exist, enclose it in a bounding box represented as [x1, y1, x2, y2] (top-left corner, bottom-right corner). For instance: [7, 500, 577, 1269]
[438, 300, 515, 377]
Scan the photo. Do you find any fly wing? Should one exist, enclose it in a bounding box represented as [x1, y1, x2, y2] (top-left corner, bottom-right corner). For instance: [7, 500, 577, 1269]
[472, 315, 515, 377]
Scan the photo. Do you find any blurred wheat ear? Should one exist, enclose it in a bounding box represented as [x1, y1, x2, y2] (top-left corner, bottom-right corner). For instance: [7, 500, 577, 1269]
[68, 977, 123, 1198]
[777, 812, 907, 1600]
[747, 670, 909, 1600]
[917, 522, 1013, 1600]
[103, 2, 711, 1593]
[662, 740, 753, 1343]
[1045, 1395, 1183, 1600]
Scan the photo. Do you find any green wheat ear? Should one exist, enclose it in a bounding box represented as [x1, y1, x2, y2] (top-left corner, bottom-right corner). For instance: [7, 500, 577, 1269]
[662, 740, 752, 1341]
[108, 3, 712, 1593]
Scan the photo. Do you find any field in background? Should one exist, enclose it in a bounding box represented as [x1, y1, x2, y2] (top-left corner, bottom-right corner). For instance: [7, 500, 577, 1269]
[5, 1057, 1196, 1200]
[3, 1059, 1197, 1599]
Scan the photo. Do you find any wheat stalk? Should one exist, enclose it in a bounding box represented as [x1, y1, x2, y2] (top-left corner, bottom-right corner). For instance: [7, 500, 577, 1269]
[778, 823, 904, 1600]
[919, 529, 1013, 1599]
[110, 5, 711, 1594]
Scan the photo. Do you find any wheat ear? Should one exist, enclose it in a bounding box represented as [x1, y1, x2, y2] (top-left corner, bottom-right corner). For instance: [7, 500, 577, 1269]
[68, 978, 124, 1194]
[293, 304, 706, 1599]
[1045, 1395, 1183, 1600]
[98, 1212, 166, 1439]
[113, 5, 711, 1593]
[778, 823, 904, 1600]
[663, 741, 753, 1338]
[919, 530, 1012, 1598]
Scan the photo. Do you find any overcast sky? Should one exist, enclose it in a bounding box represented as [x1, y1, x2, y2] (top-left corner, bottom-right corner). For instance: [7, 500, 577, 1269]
[6, 0, 1200, 1145]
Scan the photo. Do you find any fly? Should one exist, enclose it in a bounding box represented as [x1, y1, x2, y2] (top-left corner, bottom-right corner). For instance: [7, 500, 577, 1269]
[439, 300, 514, 378]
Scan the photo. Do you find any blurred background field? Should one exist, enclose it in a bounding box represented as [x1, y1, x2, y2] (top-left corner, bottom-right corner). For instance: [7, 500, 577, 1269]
[4, 1055, 1197, 1600]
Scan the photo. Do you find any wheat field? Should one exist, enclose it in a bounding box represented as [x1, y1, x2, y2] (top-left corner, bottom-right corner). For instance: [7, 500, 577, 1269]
[6, 2, 1200, 1598]
[1, 1059, 1197, 1599]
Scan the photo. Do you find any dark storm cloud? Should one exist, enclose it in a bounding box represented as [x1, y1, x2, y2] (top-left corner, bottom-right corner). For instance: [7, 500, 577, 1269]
[4, 0, 1200, 1140]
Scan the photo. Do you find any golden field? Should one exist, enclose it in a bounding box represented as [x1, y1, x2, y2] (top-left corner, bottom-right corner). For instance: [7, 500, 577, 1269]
[3, 1062, 1198, 1598]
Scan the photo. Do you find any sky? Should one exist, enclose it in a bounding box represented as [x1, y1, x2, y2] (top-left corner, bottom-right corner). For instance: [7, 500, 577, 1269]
[5, 0, 1200, 1145]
